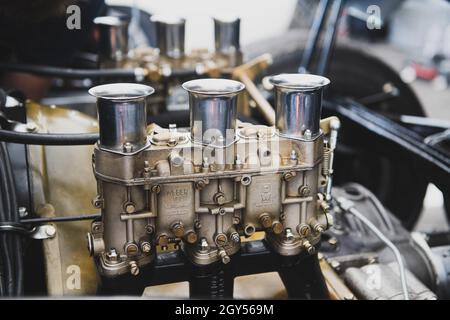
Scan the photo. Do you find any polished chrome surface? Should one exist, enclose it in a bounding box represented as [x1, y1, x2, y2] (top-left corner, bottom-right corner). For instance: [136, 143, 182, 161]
[270, 73, 330, 139]
[151, 15, 186, 59]
[88, 83, 154, 152]
[213, 15, 240, 55]
[182, 79, 245, 146]
[94, 16, 129, 63]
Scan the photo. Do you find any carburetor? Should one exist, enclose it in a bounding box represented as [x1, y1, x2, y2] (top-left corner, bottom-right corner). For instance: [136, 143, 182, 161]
[87, 74, 338, 277]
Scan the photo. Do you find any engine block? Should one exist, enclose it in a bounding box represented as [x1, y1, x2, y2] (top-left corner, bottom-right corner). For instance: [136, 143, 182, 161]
[87, 74, 339, 277]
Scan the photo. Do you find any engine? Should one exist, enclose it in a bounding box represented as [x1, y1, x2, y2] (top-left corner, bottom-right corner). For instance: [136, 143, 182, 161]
[86, 74, 338, 276]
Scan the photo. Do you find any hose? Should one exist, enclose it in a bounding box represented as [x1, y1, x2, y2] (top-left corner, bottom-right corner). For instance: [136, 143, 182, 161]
[0, 63, 138, 80]
[0, 130, 98, 145]
[336, 197, 409, 300]
[0, 63, 199, 80]
[0, 142, 23, 296]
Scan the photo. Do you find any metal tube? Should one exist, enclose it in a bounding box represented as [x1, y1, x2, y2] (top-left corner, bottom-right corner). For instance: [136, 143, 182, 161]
[299, 0, 330, 73]
[213, 15, 241, 65]
[94, 16, 130, 64]
[270, 73, 330, 139]
[182, 79, 245, 146]
[88, 83, 155, 152]
[150, 15, 186, 59]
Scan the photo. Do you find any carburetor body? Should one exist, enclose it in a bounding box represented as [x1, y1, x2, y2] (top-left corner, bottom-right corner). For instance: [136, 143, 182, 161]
[87, 74, 336, 277]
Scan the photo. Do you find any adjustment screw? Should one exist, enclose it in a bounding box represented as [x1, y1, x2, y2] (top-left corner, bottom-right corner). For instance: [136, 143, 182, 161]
[303, 241, 316, 255]
[215, 233, 228, 246]
[283, 172, 296, 181]
[195, 180, 206, 190]
[158, 235, 169, 247]
[125, 242, 139, 256]
[259, 214, 273, 229]
[185, 231, 198, 244]
[271, 221, 283, 235]
[297, 224, 311, 237]
[171, 222, 185, 238]
[314, 224, 325, 234]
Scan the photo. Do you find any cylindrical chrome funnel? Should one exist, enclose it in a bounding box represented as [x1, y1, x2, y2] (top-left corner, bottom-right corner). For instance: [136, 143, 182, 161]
[88, 83, 155, 153]
[213, 15, 240, 56]
[150, 15, 186, 59]
[94, 16, 129, 64]
[270, 74, 330, 139]
[182, 79, 245, 146]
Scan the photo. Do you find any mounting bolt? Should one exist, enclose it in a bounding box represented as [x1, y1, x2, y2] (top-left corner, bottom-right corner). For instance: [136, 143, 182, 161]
[285, 228, 295, 241]
[213, 193, 226, 205]
[230, 232, 240, 243]
[298, 185, 311, 197]
[123, 142, 133, 153]
[195, 180, 206, 190]
[106, 248, 119, 263]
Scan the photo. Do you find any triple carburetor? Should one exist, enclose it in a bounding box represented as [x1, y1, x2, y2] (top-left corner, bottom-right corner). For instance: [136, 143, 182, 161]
[87, 73, 339, 277]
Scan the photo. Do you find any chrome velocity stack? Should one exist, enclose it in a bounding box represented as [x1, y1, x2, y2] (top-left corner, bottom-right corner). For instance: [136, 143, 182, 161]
[88, 83, 155, 153]
[151, 15, 186, 59]
[213, 15, 242, 66]
[182, 78, 245, 146]
[270, 74, 330, 139]
[93, 16, 130, 65]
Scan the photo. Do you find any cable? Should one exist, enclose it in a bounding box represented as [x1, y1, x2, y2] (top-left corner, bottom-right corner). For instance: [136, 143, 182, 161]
[336, 197, 409, 300]
[21, 213, 101, 224]
[0, 130, 98, 145]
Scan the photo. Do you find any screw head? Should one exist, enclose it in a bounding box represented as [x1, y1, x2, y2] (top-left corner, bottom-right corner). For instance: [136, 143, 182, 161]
[297, 224, 311, 237]
[230, 232, 240, 243]
[145, 224, 154, 234]
[272, 221, 283, 235]
[299, 185, 311, 197]
[215, 233, 228, 246]
[45, 225, 56, 237]
[259, 214, 273, 229]
[185, 231, 198, 244]
[195, 180, 206, 190]
[125, 242, 139, 256]
[124, 203, 136, 214]
[214, 193, 226, 205]
[141, 242, 152, 253]
[283, 172, 296, 181]
[151, 185, 161, 194]
[171, 222, 185, 238]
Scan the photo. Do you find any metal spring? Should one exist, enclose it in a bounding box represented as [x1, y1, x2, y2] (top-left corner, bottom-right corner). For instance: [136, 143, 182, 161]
[322, 147, 331, 176]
